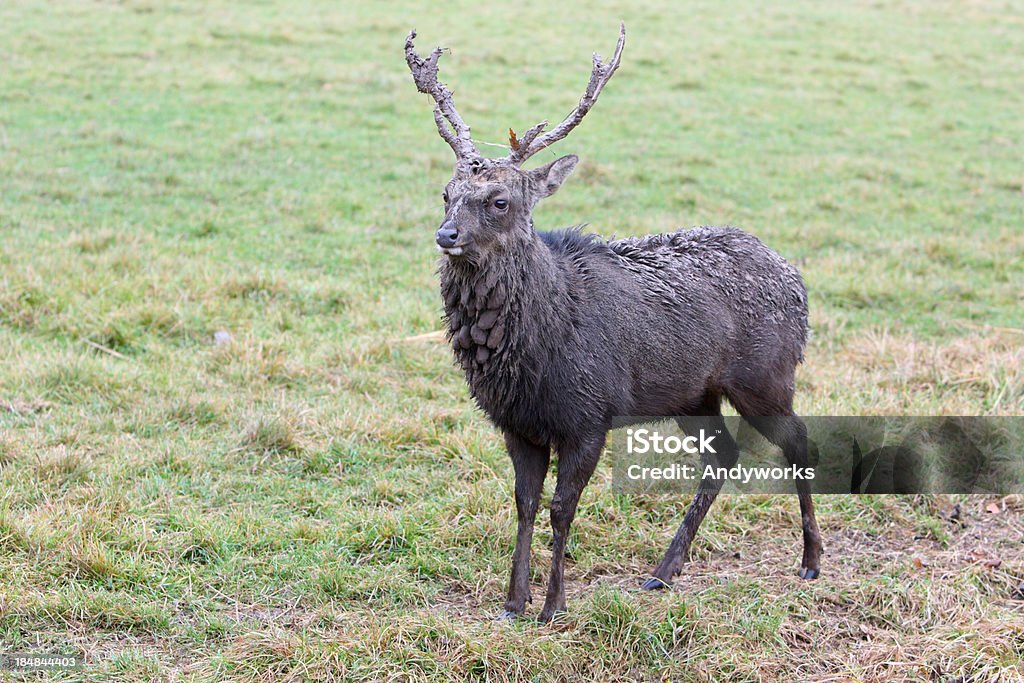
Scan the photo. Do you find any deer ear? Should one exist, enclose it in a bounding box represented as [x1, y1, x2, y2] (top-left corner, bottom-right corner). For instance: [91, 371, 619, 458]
[529, 155, 578, 198]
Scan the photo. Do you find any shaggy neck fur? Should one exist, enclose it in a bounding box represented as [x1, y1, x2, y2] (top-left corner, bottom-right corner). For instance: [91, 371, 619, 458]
[438, 233, 570, 428]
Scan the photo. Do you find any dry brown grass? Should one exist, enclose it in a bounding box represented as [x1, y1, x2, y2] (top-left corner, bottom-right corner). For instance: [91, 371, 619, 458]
[806, 327, 1024, 415]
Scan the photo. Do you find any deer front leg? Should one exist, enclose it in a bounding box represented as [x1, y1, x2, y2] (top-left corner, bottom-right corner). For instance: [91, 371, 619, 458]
[645, 414, 738, 589]
[539, 435, 604, 622]
[501, 433, 550, 618]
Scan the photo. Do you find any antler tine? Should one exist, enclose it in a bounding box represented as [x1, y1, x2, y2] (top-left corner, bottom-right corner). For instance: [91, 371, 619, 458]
[405, 30, 480, 162]
[507, 23, 626, 165]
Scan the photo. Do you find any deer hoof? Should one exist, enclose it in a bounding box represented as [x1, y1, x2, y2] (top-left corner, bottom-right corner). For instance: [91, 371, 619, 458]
[798, 567, 820, 580]
[641, 576, 671, 591]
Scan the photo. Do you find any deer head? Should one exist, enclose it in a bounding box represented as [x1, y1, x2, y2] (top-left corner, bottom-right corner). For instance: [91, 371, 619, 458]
[405, 25, 625, 263]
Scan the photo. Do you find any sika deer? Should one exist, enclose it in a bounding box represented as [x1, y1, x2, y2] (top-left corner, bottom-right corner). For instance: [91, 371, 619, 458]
[405, 25, 821, 621]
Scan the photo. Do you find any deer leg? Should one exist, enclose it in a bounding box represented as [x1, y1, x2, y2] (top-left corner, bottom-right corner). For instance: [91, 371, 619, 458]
[500, 433, 550, 618]
[746, 414, 822, 579]
[796, 490, 821, 579]
[726, 386, 823, 581]
[538, 435, 604, 622]
[644, 414, 738, 589]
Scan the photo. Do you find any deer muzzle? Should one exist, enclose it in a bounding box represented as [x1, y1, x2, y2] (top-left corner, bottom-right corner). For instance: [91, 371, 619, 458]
[436, 220, 462, 254]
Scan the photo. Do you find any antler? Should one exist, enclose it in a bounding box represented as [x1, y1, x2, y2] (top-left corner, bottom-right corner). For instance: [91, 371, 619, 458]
[405, 30, 481, 163]
[505, 23, 626, 165]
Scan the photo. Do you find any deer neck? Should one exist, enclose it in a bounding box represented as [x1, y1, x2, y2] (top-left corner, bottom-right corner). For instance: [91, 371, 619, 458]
[438, 233, 568, 380]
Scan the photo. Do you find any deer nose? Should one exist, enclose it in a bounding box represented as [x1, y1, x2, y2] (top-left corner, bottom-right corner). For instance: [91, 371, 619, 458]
[436, 221, 459, 248]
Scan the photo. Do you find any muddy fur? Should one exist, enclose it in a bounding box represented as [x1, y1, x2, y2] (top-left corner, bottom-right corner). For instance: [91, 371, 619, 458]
[427, 156, 821, 621]
[440, 224, 809, 448]
[405, 26, 819, 619]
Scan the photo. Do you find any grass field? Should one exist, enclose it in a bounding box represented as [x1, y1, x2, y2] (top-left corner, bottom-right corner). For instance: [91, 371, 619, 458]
[1, 0, 1023, 680]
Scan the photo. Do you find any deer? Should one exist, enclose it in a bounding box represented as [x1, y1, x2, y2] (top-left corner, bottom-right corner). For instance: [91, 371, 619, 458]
[404, 24, 822, 622]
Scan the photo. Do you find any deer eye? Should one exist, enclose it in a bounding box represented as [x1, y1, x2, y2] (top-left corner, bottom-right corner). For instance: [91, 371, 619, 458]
[493, 198, 509, 210]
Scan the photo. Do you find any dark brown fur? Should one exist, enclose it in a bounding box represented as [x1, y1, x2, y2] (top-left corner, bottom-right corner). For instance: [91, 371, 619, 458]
[405, 28, 820, 622]
[432, 158, 822, 621]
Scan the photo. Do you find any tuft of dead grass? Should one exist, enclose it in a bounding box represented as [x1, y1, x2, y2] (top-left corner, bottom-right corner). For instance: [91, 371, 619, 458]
[241, 414, 302, 457]
[807, 328, 1024, 415]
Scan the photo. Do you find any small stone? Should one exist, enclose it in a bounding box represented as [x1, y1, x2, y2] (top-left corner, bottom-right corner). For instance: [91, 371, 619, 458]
[213, 330, 232, 345]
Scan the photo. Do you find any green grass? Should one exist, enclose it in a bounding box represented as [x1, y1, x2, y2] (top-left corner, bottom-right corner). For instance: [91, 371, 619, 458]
[1, 0, 1023, 680]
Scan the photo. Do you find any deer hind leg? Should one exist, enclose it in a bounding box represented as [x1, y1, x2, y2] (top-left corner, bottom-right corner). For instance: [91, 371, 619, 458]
[724, 382, 822, 580]
[644, 407, 738, 590]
